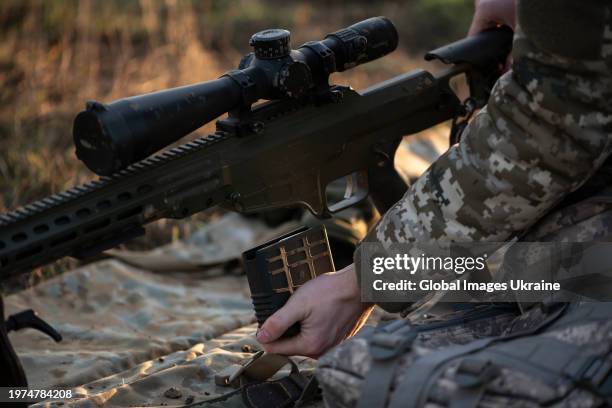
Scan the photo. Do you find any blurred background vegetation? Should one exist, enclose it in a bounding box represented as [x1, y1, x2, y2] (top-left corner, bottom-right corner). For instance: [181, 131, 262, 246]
[0, 0, 472, 286]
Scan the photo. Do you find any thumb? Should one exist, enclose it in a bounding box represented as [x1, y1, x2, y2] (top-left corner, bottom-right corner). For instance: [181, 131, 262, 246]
[257, 295, 306, 344]
[467, 15, 493, 37]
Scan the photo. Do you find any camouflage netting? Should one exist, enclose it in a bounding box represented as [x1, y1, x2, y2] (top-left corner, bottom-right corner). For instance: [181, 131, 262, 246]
[5, 214, 313, 407]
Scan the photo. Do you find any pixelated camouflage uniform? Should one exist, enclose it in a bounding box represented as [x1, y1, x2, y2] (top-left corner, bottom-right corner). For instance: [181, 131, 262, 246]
[354, 0, 612, 310]
[318, 1, 612, 407]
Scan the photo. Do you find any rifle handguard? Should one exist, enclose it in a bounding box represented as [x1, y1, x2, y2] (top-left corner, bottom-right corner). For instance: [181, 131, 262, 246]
[243, 226, 335, 338]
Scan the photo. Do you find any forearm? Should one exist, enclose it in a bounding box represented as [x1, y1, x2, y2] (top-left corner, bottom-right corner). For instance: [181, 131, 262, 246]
[356, 0, 612, 311]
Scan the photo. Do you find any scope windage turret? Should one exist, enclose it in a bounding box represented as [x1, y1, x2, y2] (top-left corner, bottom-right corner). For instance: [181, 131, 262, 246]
[73, 17, 398, 176]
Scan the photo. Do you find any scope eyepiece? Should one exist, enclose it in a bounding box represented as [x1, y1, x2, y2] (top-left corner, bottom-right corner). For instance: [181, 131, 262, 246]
[74, 17, 398, 176]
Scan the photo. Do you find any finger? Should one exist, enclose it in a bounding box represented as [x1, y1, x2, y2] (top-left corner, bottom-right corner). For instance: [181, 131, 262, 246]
[467, 10, 487, 37]
[468, 16, 496, 37]
[257, 295, 306, 344]
[467, 18, 482, 37]
[262, 333, 315, 357]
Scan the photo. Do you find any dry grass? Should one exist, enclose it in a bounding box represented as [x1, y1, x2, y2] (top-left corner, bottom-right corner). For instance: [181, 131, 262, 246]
[1, 1, 229, 211]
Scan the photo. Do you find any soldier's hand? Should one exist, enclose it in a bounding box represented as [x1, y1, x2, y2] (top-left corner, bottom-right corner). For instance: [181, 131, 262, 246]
[468, 0, 515, 70]
[256, 263, 372, 358]
[468, 0, 516, 36]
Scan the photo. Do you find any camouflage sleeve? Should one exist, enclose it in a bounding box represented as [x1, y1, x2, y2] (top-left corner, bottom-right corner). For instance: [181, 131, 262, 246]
[355, 0, 612, 312]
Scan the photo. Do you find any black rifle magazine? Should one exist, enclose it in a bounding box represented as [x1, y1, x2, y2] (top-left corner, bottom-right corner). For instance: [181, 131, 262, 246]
[242, 225, 335, 338]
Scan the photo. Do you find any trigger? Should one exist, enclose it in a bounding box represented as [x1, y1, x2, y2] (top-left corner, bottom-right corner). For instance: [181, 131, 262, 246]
[344, 174, 355, 199]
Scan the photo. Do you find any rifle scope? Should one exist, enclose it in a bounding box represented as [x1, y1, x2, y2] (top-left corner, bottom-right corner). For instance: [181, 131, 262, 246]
[73, 17, 398, 176]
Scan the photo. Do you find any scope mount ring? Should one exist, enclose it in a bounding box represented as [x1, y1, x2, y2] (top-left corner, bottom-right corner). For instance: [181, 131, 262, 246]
[222, 70, 259, 106]
[301, 41, 337, 76]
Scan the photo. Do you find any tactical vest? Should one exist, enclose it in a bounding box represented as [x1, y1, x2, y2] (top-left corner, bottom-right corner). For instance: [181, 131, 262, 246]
[353, 301, 612, 408]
